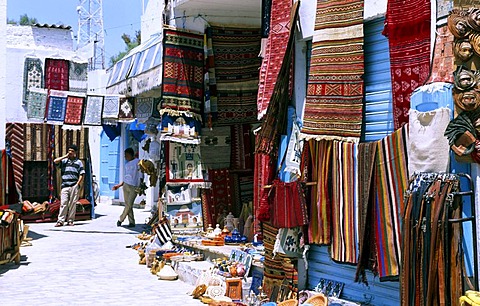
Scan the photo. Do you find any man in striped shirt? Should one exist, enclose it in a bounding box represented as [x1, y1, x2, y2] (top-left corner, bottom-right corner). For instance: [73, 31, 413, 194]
[54, 144, 85, 227]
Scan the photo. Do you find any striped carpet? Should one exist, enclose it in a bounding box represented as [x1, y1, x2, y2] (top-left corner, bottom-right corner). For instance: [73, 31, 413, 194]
[5, 123, 25, 194]
[373, 125, 409, 279]
[301, 0, 364, 143]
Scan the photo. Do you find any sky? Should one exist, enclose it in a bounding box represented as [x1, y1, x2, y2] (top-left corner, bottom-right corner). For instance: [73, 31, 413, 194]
[7, 0, 144, 67]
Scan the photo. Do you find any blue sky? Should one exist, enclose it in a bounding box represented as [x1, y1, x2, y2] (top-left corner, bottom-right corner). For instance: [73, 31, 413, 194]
[7, 0, 143, 67]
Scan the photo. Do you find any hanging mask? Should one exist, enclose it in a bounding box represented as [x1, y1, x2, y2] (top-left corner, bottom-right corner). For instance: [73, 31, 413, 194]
[453, 65, 476, 91]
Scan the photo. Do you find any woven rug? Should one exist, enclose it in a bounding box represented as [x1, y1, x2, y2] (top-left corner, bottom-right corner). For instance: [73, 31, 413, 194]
[54, 126, 88, 160]
[308, 140, 333, 245]
[23, 57, 44, 105]
[83, 95, 103, 126]
[46, 91, 67, 123]
[24, 123, 49, 161]
[69, 61, 88, 93]
[374, 125, 409, 280]
[355, 141, 378, 284]
[262, 222, 289, 300]
[118, 97, 134, 121]
[166, 142, 204, 184]
[383, 0, 431, 129]
[64, 95, 85, 125]
[161, 28, 204, 121]
[207, 168, 233, 225]
[201, 188, 214, 229]
[205, 27, 218, 126]
[26, 88, 47, 121]
[253, 152, 276, 233]
[200, 126, 231, 170]
[45, 58, 69, 90]
[135, 97, 154, 123]
[257, 0, 293, 119]
[5, 123, 25, 194]
[103, 95, 120, 119]
[208, 26, 262, 125]
[331, 141, 358, 264]
[230, 124, 253, 170]
[22, 161, 49, 200]
[301, 0, 364, 142]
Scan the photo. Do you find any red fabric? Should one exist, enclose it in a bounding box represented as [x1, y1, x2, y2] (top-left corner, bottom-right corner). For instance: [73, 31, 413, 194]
[257, 0, 293, 119]
[209, 169, 233, 224]
[45, 59, 69, 91]
[383, 0, 431, 129]
[271, 179, 308, 228]
[5, 123, 24, 193]
[253, 152, 275, 233]
[64, 96, 85, 125]
[230, 124, 253, 170]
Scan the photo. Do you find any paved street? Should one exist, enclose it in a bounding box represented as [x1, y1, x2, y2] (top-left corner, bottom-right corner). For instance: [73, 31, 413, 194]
[0, 202, 204, 306]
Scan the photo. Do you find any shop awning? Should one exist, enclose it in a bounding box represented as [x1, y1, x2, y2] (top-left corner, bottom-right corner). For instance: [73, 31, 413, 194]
[106, 33, 163, 97]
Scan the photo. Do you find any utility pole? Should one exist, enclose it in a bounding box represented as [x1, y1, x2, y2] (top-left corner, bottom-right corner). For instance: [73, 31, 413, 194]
[77, 0, 105, 70]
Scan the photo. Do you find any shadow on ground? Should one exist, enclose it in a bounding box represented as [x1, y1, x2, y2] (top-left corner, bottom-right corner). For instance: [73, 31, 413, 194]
[0, 255, 30, 276]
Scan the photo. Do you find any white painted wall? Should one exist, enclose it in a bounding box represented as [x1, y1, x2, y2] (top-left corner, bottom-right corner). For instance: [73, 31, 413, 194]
[0, 0, 6, 149]
[141, 0, 163, 40]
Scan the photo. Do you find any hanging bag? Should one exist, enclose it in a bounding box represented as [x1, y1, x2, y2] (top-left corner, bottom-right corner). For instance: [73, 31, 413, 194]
[153, 216, 173, 245]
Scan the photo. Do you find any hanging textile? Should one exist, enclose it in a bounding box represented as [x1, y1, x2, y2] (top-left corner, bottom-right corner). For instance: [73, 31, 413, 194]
[46, 90, 67, 124]
[201, 188, 214, 229]
[53, 126, 88, 160]
[205, 27, 218, 125]
[270, 180, 309, 228]
[408, 108, 451, 174]
[69, 61, 88, 93]
[426, 26, 454, 84]
[261, 0, 273, 38]
[255, 3, 299, 156]
[118, 97, 135, 121]
[135, 97, 154, 123]
[301, 0, 364, 142]
[23, 57, 44, 105]
[64, 95, 85, 125]
[206, 169, 233, 226]
[102, 95, 120, 120]
[230, 124, 253, 171]
[26, 88, 47, 121]
[354, 141, 378, 284]
[207, 26, 262, 125]
[83, 95, 104, 126]
[401, 173, 465, 306]
[277, 106, 303, 183]
[307, 140, 333, 244]
[161, 28, 204, 121]
[383, 0, 431, 129]
[102, 124, 122, 141]
[5, 123, 25, 195]
[22, 161, 49, 200]
[373, 125, 409, 280]
[253, 152, 276, 233]
[257, 0, 293, 119]
[331, 141, 358, 264]
[47, 125, 55, 202]
[200, 126, 231, 170]
[44, 58, 69, 90]
[273, 227, 304, 258]
[24, 123, 49, 161]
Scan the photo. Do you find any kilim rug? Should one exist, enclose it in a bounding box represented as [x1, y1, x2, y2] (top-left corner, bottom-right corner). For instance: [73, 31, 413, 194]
[205, 27, 218, 126]
[54, 126, 88, 160]
[253, 152, 276, 233]
[230, 124, 253, 171]
[373, 125, 409, 280]
[102, 95, 120, 119]
[208, 168, 233, 225]
[135, 97, 154, 123]
[69, 61, 88, 93]
[208, 26, 262, 125]
[26, 88, 47, 121]
[83, 95, 103, 126]
[23, 57, 44, 105]
[383, 0, 431, 129]
[308, 139, 333, 245]
[5, 123, 25, 195]
[24, 123, 49, 161]
[355, 141, 378, 284]
[118, 97, 135, 121]
[161, 28, 204, 121]
[201, 188, 214, 229]
[46, 90, 67, 124]
[166, 142, 204, 184]
[301, 0, 364, 143]
[257, 0, 293, 120]
[22, 161, 49, 201]
[45, 58, 69, 90]
[200, 126, 231, 170]
[64, 95, 85, 125]
[331, 141, 358, 264]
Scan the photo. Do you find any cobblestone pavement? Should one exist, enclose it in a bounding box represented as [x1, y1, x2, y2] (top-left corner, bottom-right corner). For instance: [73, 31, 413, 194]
[0, 203, 204, 306]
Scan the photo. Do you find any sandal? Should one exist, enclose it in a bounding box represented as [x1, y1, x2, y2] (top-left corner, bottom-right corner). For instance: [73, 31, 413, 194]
[55, 222, 63, 227]
[67, 221, 74, 226]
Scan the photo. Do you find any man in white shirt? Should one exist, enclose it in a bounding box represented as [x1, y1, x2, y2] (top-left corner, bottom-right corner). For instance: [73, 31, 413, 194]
[112, 148, 142, 227]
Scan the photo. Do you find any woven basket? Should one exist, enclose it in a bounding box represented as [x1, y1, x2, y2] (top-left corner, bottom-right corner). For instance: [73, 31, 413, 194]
[304, 294, 328, 306]
[277, 299, 298, 306]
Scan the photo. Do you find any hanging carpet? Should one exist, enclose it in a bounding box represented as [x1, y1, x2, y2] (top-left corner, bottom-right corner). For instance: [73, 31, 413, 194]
[118, 97, 135, 121]
[24, 123, 49, 161]
[383, 0, 431, 129]
[102, 95, 120, 120]
[83, 95, 104, 126]
[69, 61, 88, 93]
[200, 126, 231, 170]
[45, 58, 69, 90]
[206, 168, 233, 226]
[257, 0, 293, 120]
[207, 26, 262, 125]
[161, 28, 204, 121]
[23, 57, 44, 105]
[135, 97, 154, 123]
[230, 124, 253, 171]
[301, 0, 364, 143]
[46, 90, 67, 124]
[5, 123, 25, 195]
[64, 95, 85, 125]
[26, 88, 47, 121]
[53, 126, 88, 160]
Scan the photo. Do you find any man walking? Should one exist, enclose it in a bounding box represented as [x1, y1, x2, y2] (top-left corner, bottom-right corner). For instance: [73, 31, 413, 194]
[54, 144, 85, 227]
[112, 148, 142, 227]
